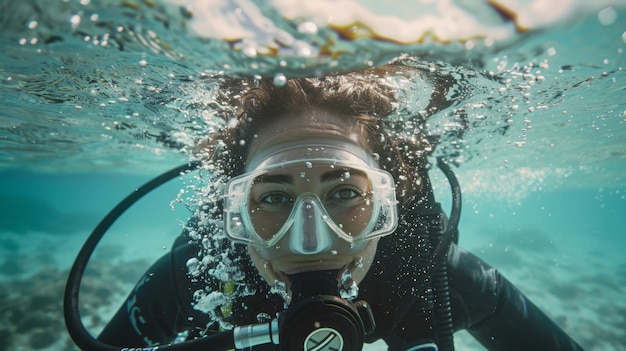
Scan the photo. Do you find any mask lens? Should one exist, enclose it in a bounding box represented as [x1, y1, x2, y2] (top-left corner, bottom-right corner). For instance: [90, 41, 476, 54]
[319, 170, 374, 237]
[247, 166, 374, 238]
[247, 172, 295, 240]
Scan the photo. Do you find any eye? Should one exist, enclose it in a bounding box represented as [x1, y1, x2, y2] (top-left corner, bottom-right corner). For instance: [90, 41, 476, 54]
[259, 192, 293, 205]
[328, 186, 364, 202]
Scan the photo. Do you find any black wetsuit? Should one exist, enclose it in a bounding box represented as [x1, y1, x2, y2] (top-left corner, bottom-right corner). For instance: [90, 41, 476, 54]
[99, 204, 584, 351]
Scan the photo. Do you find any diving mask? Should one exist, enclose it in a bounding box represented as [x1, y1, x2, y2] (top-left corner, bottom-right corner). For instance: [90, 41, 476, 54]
[224, 141, 398, 255]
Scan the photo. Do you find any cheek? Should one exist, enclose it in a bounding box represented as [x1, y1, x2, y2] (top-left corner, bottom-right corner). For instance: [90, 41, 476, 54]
[349, 238, 379, 284]
[248, 245, 280, 285]
[330, 205, 374, 235]
[249, 209, 290, 240]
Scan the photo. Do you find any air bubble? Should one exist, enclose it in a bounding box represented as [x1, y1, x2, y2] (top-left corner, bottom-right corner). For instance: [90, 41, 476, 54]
[70, 14, 81, 29]
[257, 313, 271, 323]
[243, 46, 257, 57]
[270, 280, 288, 301]
[598, 7, 617, 26]
[297, 21, 318, 34]
[340, 269, 359, 300]
[273, 73, 287, 87]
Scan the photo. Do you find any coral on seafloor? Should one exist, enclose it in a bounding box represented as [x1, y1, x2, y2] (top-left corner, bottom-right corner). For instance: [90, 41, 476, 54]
[0, 259, 148, 351]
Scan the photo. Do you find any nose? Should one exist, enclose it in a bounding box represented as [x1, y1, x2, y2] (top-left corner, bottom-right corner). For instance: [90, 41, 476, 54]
[290, 196, 333, 255]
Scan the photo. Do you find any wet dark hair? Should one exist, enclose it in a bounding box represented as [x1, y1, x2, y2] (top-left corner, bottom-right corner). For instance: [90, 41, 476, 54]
[205, 63, 435, 207]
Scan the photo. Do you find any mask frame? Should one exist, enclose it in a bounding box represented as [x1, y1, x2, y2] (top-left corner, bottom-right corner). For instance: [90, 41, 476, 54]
[224, 156, 398, 251]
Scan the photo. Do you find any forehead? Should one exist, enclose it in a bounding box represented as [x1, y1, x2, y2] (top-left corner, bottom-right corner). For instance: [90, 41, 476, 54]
[246, 108, 370, 164]
[258, 163, 368, 180]
[246, 142, 378, 175]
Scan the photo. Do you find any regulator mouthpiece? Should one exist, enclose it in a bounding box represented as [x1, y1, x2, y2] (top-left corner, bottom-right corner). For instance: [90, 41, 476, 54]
[278, 270, 375, 351]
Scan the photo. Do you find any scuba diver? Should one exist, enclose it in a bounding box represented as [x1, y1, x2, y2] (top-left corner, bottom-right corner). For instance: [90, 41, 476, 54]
[66, 60, 585, 351]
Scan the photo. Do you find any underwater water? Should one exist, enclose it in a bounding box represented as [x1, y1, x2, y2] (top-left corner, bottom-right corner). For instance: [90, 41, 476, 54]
[0, 0, 625, 350]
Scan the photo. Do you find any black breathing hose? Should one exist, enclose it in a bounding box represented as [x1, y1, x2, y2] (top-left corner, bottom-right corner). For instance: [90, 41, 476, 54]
[431, 157, 462, 351]
[432, 249, 454, 351]
[435, 157, 462, 258]
[62, 161, 237, 351]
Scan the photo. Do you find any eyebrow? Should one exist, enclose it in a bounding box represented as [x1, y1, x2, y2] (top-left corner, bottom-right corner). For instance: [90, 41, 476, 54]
[255, 174, 293, 184]
[321, 168, 368, 183]
[255, 168, 368, 185]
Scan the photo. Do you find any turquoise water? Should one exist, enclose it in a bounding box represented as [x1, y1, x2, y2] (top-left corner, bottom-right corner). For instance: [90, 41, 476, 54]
[1, 1, 625, 350]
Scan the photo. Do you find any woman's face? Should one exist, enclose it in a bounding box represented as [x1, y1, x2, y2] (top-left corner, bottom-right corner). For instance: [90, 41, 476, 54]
[245, 108, 380, 299]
